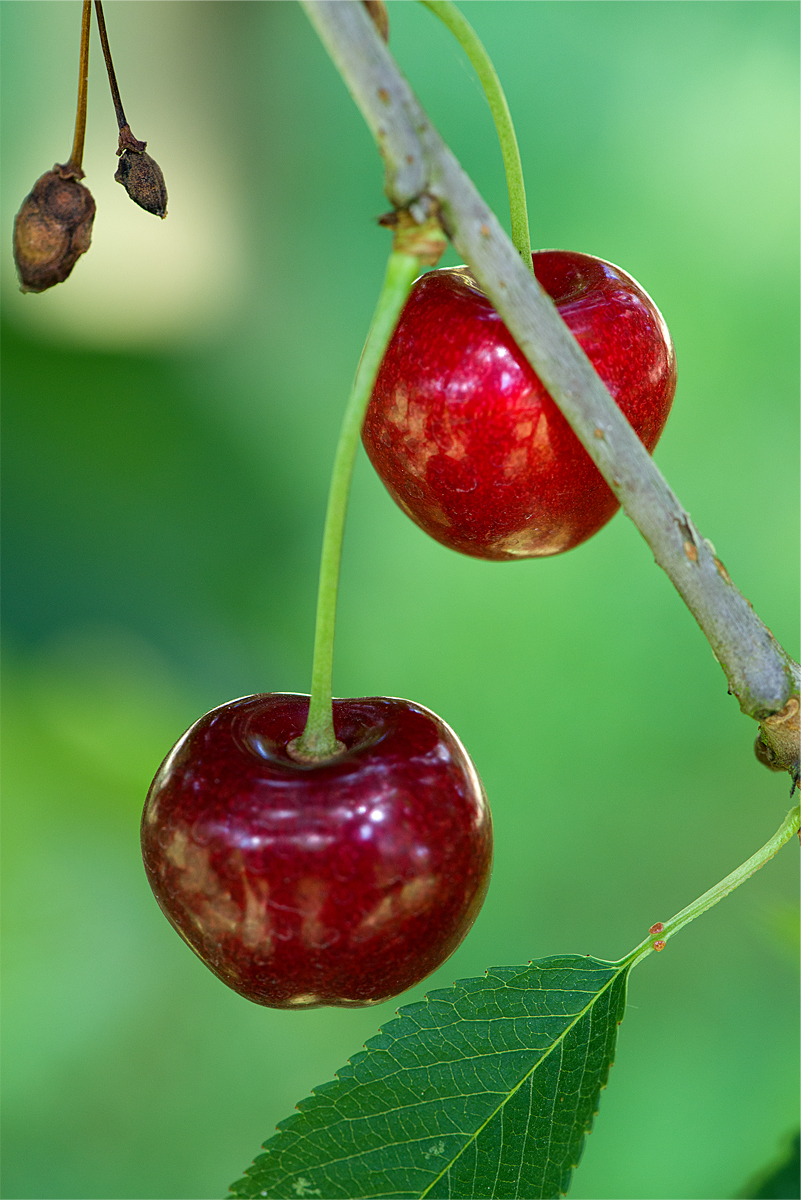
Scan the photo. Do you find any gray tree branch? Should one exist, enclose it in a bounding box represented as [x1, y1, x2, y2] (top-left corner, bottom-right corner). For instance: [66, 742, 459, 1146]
[302, 0, 799, 774]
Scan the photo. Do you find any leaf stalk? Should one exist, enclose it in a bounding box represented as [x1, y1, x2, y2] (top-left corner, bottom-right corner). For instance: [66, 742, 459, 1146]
[624, 804, 800, 969]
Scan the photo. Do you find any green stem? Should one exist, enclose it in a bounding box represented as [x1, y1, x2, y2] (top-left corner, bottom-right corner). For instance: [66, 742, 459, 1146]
[621, 804, 800, 970]
[419, 0, 533, 273]
[290, 250, 423, 762]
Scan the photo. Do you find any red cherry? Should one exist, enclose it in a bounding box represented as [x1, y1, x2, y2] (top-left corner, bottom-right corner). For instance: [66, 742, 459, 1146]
[141, 693, 492, 1009]
[363, 250, 676, 560]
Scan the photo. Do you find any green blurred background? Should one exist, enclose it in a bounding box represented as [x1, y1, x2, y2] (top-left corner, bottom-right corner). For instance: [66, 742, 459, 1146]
[1, 3, 798, 1198]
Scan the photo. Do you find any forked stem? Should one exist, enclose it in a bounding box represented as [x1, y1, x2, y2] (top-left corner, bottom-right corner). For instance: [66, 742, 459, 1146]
[289, 249, 425, 762]
[623, 804, 800, 969]
[66, 0, 92, 174]
[419, 0, 533, 273]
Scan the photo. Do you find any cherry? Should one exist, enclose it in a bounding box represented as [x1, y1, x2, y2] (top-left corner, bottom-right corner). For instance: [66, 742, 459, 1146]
[362, 250, 676, 560]
[141, 693, 492, 1009]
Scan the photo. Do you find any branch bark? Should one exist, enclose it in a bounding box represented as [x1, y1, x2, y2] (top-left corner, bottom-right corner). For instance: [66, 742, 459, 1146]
[301, 0, 800, 774]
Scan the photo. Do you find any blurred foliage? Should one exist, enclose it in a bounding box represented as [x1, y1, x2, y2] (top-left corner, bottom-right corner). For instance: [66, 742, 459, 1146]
[738, 1133, 801, 1200]
[1, 3, 798, 1199]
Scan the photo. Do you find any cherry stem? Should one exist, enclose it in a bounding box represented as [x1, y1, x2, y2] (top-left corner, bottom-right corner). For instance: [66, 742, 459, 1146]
[291, 250, 423, 762]
[304, 2, 799, 734]
[93, 0, 128, 131]
[419, 0, 533, 274]
[621, 803, 800, 970]
[66, 0, 92, 174]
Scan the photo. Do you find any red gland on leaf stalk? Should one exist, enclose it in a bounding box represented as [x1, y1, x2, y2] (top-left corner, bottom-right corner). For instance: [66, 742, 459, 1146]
[362, 250, 676, 560]
[141, 693, 493, 1009]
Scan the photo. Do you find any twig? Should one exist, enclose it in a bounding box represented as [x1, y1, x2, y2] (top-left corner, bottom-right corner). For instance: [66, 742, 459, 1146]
[301, 1, 799, 762]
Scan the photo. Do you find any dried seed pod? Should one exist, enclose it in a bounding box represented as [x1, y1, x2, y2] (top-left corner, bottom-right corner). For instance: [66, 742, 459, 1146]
[115, 149, 167, 218]
[13, 164, 96, 293]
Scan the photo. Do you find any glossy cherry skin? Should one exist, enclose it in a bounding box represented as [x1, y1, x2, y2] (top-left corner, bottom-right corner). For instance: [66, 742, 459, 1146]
[141, 693, 492, 1009]
[363, 250, 676, 560]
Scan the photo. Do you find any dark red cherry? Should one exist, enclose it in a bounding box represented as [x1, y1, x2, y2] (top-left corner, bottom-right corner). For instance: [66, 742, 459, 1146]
[141, 693, 492, 1009]
[362, 250, 676, 560]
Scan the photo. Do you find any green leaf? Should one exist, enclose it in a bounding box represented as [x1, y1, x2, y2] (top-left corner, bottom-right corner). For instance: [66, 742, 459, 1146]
[229, 955, 630, 1200]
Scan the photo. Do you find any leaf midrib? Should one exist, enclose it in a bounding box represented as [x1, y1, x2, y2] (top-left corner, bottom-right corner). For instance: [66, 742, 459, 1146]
[259, 964, 627, 1199]
[418, 962, 627, 1200]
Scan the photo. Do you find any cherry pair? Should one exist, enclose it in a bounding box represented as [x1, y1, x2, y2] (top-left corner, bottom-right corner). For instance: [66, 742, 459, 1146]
[143, 250, 675, 1008]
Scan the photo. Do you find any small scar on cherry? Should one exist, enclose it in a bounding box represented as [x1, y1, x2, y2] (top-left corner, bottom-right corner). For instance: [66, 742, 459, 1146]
[648, 922, 664, 935]
[683, 540, 698, 562]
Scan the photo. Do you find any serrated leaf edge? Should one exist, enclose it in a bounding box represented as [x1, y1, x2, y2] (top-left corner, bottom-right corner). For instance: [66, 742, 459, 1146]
[231, 958, 630, 1200]
[417, 960, 630, 1199]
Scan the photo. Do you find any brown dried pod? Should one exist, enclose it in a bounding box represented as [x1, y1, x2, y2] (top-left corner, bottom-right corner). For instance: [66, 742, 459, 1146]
[115, 149, 167, 219]
[13, 164, 96, 293]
